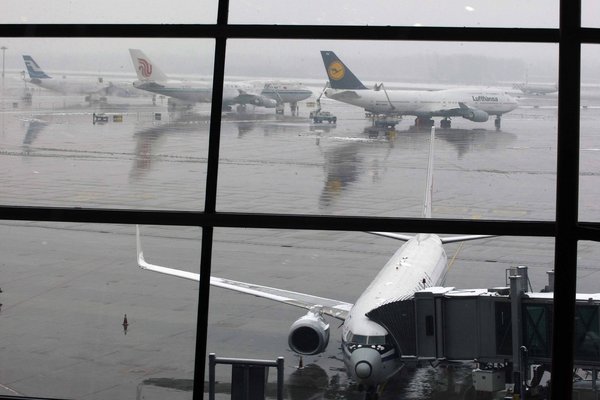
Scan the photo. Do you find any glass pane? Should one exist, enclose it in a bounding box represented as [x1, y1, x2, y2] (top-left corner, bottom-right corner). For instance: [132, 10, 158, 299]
[577, 241, 600, 293]
[209, 229, 554, 397]
[0, 0, 217, 24]
[580, 45, 600, 222]
[0, 38, 213, 210]
[217, 40, 558, 220]
[582, 0, 600, 28]
[0, 222, 200, 400]
[229, 0, 558, 28]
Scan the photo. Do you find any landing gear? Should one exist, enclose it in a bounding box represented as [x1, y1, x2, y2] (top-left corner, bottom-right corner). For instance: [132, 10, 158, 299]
[236, 104, 247, 113]
[290, 102, 298, 116]
[275, 104, 285, 115]
[495, 116, 502, 131]
[440, 118, 451, 129]
[364, 386, 379, 400]
[414, 117, 434, 130]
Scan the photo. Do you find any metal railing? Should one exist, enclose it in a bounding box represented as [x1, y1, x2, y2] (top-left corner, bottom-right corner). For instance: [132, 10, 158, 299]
[208, 353, 284, 400]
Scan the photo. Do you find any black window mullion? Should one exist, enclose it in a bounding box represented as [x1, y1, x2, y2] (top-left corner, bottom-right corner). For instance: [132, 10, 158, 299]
[194, 1, 230, 399]
[551, 0, 581, 398]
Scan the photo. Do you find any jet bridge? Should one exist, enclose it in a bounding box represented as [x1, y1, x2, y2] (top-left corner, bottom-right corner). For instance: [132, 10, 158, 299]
[366, 266, 600, 381]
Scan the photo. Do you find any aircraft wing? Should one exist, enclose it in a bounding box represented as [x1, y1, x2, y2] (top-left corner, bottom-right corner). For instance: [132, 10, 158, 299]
[233, 89, 277, 108]
[414, 102, 464, 117]
[136, 227, 352, 320]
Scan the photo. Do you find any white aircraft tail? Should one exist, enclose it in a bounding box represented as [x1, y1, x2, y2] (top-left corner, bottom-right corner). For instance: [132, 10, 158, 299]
[423, 126, 435, 219]
[23, 55, 51, 79]
[129, 49, 169, 82]
[370, 125, 494, 244]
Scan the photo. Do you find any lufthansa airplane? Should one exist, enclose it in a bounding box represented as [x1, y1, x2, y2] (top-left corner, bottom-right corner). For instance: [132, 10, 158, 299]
[135, 127, 493, 392]
[320, 51, 519, 130]
[129, 49, 312, 113]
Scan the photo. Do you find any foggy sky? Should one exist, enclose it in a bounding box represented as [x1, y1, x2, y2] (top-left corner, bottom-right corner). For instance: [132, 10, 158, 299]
[1, 1, 599, 84]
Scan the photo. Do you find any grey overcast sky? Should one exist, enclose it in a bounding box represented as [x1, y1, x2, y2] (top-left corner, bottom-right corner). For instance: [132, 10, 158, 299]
[1, 1, 599, 84]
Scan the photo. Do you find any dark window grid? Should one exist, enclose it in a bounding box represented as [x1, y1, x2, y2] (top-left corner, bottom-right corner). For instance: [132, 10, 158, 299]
[1, 2, 599, 399]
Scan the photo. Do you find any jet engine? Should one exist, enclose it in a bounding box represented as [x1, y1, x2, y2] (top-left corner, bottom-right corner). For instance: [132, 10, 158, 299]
[288, 310, 330, 355]
[252, 96, 278, 108]
[462, 108, 489, 122]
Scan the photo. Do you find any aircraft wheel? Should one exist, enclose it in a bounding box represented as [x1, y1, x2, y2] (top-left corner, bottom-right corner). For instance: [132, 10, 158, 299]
[495, 117, 501, 130]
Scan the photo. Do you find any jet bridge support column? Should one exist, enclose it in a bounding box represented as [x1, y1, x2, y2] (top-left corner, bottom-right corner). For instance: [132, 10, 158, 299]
[510, 266, 529, 396]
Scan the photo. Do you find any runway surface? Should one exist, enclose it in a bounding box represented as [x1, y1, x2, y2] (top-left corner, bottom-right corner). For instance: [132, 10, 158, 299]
[1, 83, 600, 399]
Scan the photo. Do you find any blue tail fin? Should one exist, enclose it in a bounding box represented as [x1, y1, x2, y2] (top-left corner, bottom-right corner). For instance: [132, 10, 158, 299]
[23, 55, 51, 79]
[320, 51, 367, 90]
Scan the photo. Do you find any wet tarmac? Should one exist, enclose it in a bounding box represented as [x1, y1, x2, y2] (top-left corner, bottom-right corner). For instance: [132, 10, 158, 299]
[1, 82, 600, 400]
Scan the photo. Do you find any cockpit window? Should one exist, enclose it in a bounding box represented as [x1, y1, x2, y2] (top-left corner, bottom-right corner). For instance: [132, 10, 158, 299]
[351, 334, 368, 344]
[368, 335, 387, 345]
[347, 333, 388, 345]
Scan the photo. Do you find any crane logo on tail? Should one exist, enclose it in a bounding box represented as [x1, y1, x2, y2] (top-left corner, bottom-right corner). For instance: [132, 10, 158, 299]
[327, 61, 345, 81]
[137, 58, 153, 78]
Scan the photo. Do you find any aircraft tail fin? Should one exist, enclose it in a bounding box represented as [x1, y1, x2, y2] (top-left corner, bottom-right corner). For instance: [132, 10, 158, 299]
[22, 55, 51, 79]
[129, 49, 169, 82]
[423, 126, 435, 219]
[320, 51, 367, 90]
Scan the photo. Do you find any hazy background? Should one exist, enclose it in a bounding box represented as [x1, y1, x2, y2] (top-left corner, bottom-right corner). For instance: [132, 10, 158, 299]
[0, 0, 598, 85]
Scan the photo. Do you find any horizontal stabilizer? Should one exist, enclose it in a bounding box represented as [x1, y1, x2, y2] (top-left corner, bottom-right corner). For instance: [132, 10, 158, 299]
[367, 231, 415, 242]
[440, 235, 495, 244]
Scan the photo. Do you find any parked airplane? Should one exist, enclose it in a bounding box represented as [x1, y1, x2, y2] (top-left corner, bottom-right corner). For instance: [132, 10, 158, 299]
[320, 51, 519, 130]
[22, 55, 143, 103]
[135, 127, 493, 393]
[22, 55, 110, 103]
[129, 49, 312, 113]
[512, 82, 557, 96]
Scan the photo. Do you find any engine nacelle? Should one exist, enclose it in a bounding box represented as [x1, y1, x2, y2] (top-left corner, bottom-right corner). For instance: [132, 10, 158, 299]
[288, 311, 330, 355]
[462, 108, 489, 122]
[252, 96, 278, 108]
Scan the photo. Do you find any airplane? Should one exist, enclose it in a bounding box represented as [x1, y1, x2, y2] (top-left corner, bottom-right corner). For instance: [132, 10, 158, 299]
[512, 82, 558, 96]
[320, 51, 519, 130]
[129, 49, 312, 113]
[259, 81, 313, 115]
[135, 126, 494, 394]
[22, 55, 111, 103]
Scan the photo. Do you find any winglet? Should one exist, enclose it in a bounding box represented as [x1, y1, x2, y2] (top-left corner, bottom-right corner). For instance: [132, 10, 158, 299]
[135, 225, 200, 281]
[136, 225, 145, 269]
[320, 51, 367, 90]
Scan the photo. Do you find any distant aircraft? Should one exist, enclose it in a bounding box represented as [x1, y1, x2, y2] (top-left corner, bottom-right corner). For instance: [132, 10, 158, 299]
[320, 51, 519, 130]
[135, 126, 493, 393]
[22, 55, 111, 103]
[512, 82, 558, 96]
[129, 49, 312, 113]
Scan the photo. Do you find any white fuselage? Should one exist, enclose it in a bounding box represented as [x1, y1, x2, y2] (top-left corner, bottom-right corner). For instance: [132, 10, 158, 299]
[29, 77, 107, 96]
[133, 79, 243, 104]
[259, 81, 313, 104]
[133, 79, 311, 107]
[341, 233, 447, 387]
[325, 87, 518, 118]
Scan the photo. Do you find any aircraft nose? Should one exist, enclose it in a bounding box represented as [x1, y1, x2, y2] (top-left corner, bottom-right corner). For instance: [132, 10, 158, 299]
[355, 360, 372, 379]
[350, 347, 382, 383]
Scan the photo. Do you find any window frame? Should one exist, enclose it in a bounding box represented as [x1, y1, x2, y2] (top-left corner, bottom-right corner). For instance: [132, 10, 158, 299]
[0, 1, 599, 399]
